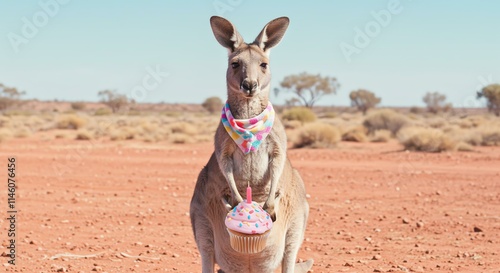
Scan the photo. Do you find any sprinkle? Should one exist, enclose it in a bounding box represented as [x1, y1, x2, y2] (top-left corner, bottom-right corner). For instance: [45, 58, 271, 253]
[227, 217, 232, 222]
[232, 214, 235, 217]
[233, 207, 237, 213]
[255, 223, 259, 228]
[247, 215, 251, 220]
[239, 213, 244, 216]
[252, 230, 257, 234]
[239, 223, 242, 227]
[255, 209, 260, 212]
[266, 215, 269, 219]
[249, 210, 254, 214]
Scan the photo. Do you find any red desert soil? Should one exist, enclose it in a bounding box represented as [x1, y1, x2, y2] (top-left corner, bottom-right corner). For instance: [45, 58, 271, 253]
[0, 137, 499, 272]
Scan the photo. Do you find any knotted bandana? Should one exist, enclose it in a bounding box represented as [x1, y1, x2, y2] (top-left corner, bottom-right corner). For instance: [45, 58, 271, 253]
[221, 102, 275, 154]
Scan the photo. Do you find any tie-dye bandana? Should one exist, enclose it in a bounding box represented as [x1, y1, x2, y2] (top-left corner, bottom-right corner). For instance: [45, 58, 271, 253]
[221, 102, 275, 154]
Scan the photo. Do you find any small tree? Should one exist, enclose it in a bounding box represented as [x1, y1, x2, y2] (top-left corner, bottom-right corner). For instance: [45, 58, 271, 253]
[0, 83, 25, 111]
[202, 96, 223, 114]
[423, 92, 451, 114]
[98, 90, 128, 113]
[477, 84, 500, 116]
[349, 89, 381, 115]
[274, 72, 339, 108]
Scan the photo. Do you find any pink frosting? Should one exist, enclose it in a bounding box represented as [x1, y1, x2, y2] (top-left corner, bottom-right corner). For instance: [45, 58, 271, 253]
[225, 200, 273, 234]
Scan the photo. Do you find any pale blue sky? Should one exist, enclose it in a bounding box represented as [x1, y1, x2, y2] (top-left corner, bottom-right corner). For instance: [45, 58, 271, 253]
[1, 0, 499, 107]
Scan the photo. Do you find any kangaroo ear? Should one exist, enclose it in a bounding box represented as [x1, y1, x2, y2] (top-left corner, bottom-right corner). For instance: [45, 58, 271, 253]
[254, 17, 290, 53]
[210, 16, 244, 52]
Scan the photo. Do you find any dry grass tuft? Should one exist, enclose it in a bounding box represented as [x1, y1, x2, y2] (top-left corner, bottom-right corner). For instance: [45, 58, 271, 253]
[109, 127, 138, 141]
[56, 115, 87, 130]
[398, 127, 456, 152]
[456, 142, 475, 152]
[75, 130, 93, 140]
[281, 107, 317, 124]
[363, 109, 410, 136]
[342, 126, 368, 142]
[94, 108, 113, 116]
[370, 129, 392, 143]
[283, 120, 303, 130]
[0, 128, 13, 142]
[170, 133, 193, 144]
[168, 122, 198, 136]
[478, 127, 500, 146]
[293, 122, 340, 149]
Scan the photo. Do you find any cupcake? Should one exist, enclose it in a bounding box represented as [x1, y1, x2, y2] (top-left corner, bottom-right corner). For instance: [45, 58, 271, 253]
[225, 185, 273, 253]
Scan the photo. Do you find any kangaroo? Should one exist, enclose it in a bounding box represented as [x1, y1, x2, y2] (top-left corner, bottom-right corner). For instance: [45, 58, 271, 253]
[190, 16, 313, 273]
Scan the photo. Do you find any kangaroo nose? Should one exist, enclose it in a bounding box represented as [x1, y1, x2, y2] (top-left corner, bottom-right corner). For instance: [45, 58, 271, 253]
[241, 79, 258, 94]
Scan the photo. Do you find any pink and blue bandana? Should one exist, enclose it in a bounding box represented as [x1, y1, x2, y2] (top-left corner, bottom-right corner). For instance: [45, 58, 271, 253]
[221, 102, 275, 154]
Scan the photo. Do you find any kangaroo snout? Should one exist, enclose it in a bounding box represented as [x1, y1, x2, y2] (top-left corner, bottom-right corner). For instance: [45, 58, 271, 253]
[240, 79, 258, 96]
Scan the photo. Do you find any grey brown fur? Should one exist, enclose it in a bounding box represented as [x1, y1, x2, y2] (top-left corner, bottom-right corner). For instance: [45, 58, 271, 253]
[190, 16, 313, 273]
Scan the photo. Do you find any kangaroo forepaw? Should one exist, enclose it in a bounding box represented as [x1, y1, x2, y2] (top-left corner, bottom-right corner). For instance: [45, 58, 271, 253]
[263, 202, 277, 222]
[221, 196, 232, 212]
[295, 259, 314, 273]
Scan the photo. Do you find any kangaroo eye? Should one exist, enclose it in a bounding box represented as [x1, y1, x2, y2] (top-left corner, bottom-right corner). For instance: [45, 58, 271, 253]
[260, 63, 268, 69]
[231, 62, 240, 69]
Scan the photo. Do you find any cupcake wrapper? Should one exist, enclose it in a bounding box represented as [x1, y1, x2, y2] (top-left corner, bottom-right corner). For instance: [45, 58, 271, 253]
[227, 229, 269, 254]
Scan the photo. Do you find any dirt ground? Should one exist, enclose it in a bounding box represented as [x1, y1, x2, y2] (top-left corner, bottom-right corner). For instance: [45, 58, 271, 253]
[0, 136, 499, 272]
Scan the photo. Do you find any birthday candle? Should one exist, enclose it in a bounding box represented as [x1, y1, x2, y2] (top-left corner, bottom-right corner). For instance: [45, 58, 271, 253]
[246, 182, 252, 203]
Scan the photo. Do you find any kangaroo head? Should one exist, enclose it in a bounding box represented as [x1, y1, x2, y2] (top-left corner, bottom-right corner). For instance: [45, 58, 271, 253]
[210, 16, 289, 100]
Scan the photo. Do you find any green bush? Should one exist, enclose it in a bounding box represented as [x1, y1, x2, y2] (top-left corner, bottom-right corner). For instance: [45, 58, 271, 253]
[281, 107, 317, 124]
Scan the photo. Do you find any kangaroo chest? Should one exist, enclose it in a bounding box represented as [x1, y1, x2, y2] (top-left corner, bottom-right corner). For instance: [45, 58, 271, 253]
[232, 141, 271, 198]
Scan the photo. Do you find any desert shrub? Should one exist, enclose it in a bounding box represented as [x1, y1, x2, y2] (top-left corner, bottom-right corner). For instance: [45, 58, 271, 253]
[94, 108, 113, 116]
[0, 128, 13, 142]
[127, 110, 141, 116]
[56, 115, 87, 130]
[75, 130, 93, 140]
[163, 111, 181, 117]
[283, 120, 302, 130]
[363, 109, 410, 136]
[456, 142, 475, 152]
[398, 127, 455, 152]
[479, 127, 500, 146]
[202, 97, 223, 114]
[110, 127, 136, 141]
[14, 127, 31, 138]
[427, 117, 448, 129]
[168, 122, 197, 136]
[71, 102, 86, 111]
[281, 107, 317, 123]
[170, 133, 194, 144]
[55, 132, 70, 139]
[370, 129, 392, 142]
[447, 128, 482, 146]
[341, 126, 367, 142]
[409, 106, 423, 114]
[293, 122, 340, 148]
